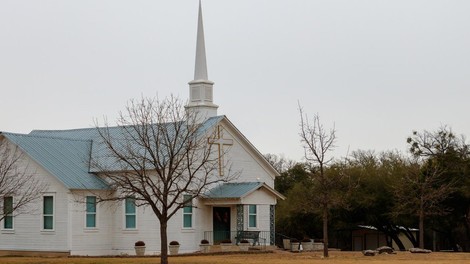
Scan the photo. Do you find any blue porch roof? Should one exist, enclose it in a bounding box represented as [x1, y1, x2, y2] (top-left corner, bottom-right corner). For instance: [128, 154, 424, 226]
[203, 182, 285, 200]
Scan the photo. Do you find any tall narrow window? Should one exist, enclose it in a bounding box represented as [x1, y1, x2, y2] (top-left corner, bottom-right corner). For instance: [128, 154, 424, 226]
[183, 195, 193, 228]
[43, 196, 54, 230]
[248, 205, 257, 228]
[125, 197, 136, 229]
[3, 197, 13, 229]
[86, 196, 97, 228]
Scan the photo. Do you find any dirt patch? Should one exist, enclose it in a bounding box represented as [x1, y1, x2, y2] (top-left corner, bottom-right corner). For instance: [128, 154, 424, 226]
[1, 250, 470, 264]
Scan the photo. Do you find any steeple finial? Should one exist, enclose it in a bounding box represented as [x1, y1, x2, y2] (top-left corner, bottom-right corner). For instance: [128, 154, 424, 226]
[194, 0, 208, 80]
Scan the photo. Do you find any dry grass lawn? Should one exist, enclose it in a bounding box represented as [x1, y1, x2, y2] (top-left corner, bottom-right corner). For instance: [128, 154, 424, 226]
[1, 250, 470, 264]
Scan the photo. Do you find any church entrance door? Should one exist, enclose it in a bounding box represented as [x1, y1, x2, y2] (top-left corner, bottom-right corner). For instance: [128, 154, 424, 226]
[213, 207, 231, 244]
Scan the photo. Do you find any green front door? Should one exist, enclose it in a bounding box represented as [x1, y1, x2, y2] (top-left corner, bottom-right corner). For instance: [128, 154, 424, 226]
[213, 207, 231, 244]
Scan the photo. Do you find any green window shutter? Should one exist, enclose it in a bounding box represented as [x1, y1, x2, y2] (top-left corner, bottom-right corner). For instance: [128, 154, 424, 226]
[183, 214, 192, 228]
[125, 198, 136, 214]
[249, 205, 257, 228]
[86, 196, 96, 228]
[126, 215, 136, 229]
[4, 215, 13, 229]
[43, 196, 53, 215]
[86, 196, 96, 213]
[44, 216, 53, 230]
[43, 196, 54, 230]
[86, 214, 96, 228]
[3, 197, 13, 214]
[125, 197, 136, 229]
[183, 195, 193, 228]
[249, 204, 257, 214]
[3, 197, 13, 229]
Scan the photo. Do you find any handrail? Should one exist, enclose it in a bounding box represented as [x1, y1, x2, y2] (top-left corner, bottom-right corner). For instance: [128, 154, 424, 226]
[203, 230, 271, 247]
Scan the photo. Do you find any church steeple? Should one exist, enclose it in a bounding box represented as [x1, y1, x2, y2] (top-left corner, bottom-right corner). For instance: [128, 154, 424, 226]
[186, 0, 218, 122]
[194, 0, 208, 81]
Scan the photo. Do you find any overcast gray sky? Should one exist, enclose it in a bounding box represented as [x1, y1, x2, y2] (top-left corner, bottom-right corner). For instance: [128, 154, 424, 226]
[1, 0, 469, 161]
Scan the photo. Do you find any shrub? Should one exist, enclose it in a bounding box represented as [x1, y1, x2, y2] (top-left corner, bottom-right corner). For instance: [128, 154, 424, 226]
[290, 238, 299, 243]
[302, 238, 312, 242]
[169, 241, 180, 246]
[200, 239, 210, 244]
[135, 241, 145, 247]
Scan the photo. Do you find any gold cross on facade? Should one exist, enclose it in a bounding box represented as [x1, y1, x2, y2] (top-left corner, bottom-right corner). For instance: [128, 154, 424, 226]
[208, 126, 233, 176]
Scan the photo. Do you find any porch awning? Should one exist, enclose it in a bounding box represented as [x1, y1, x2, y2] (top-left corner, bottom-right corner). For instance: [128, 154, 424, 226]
[201, 182, 285, 205]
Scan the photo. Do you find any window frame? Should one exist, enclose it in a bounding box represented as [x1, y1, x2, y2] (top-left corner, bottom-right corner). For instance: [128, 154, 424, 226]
[85, 196, 97, 229]
[124, 197, 137, 230]
[182, 194, 193, 229]
[42, 194, 55, 232]
[248, 204, 257, 228]
[2, 196, 14, 230]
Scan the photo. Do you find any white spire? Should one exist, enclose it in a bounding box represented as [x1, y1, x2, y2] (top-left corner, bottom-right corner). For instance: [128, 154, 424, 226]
[194, 0, 208, 80]
[186, 0, 218, 123]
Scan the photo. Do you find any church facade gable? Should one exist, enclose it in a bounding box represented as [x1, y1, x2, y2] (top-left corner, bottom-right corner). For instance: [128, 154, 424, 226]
[216, 118, 279, 186]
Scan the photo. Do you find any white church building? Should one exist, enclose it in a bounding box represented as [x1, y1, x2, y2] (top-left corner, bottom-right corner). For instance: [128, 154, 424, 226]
[0, 2, 284, 256]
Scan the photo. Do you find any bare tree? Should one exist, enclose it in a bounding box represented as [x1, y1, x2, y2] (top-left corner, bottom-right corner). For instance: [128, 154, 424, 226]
[407, 126, 469, 158]
[93, 96, 234, 264]
[0, 137, 47, 223]
[298, 106, 338, 258]
[264, 153, 296, 174]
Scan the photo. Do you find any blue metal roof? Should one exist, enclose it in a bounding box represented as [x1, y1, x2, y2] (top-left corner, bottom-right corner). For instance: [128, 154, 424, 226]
[2, 132, 109, 190]
[2, 116, 225, 190]
[204, 182, 264, 199]
[204, 181, 286, 200]
[31, 115, 225, 172]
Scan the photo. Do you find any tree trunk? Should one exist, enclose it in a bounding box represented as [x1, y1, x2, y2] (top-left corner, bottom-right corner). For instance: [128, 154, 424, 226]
[160, 220, 169, 264]
[419, 209, 425, 249]
[322, 207, 329, 258]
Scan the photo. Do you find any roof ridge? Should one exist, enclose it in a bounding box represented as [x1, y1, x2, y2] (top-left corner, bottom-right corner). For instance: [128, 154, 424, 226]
[6, 132, 92, 143]
[29, 115, 225, 135]
[31, 127, 98, 133]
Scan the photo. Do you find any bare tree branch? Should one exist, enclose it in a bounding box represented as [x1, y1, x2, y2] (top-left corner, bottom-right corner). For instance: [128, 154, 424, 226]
[91, 95, 236, 264]
[0, 138, 48, 222]
[298, 104, 339, 258]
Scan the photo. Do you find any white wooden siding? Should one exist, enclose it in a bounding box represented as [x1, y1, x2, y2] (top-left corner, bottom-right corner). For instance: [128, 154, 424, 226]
[69, 191, 114, 255]
[0, 120, 278, 255]
[0, 149, 70, 252]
